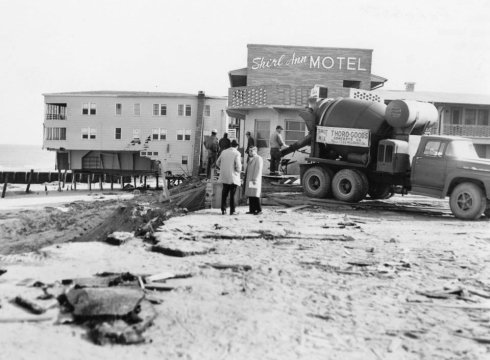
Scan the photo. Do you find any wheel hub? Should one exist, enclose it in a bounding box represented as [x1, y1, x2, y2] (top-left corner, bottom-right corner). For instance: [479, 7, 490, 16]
[456, 192, 473, 211]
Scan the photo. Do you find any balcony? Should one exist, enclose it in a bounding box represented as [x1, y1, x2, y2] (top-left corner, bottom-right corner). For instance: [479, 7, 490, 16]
[442, 124, 490, 138]
[45, 114, 67, 120]
[228, 85, 312, 109]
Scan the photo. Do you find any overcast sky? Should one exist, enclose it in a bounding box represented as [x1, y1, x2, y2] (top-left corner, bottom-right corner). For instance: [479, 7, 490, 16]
[0, 0, 489, 145]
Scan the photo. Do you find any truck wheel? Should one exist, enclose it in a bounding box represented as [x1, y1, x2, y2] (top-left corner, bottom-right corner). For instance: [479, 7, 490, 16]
[331, 169, 365, 203]
[353, 170, 369, 200]
[368, 184, 393, 200]
[303, 167, 331, 198]
[449, 183, 486, 220]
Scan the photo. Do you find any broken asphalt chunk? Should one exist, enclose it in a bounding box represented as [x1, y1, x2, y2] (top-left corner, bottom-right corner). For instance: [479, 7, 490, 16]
[66, 287, 144, 317]
[151, 241, 214, 257]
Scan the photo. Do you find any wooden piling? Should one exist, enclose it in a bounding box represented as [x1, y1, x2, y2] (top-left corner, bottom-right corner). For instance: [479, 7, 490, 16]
[88, 175, 92, 191]
[120, 176, 124, 189]
[57, 169, 62, 192]
[26, 169, 34, 193]
[110, 175, 114, 190]
[156, 174, 159, 189]
[133, 176, 137, 189]
[1, 174, 8, 198]
[99, 175, 103, 191]
[144, 176, 147, 189]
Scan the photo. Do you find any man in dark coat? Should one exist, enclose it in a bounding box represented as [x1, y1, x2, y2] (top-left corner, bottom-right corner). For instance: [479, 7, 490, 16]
[245, 131, 255, 163]
[218, 132, 231, 156]
[204, 129, 219, 178]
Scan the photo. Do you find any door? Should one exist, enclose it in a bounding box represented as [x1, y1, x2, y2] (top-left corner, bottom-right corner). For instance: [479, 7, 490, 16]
[411, 140, 447, 190]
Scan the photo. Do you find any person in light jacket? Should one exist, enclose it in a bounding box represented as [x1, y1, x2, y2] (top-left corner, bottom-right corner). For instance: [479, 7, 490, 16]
[216, 140, 242, 215]
[244, 146, 263, 215]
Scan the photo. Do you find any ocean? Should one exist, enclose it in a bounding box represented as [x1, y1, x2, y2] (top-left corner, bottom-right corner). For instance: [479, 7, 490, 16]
[0, 144, 56, 172]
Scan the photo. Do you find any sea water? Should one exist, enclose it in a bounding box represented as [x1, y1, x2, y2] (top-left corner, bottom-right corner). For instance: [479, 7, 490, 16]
[0, 144, 55, 172]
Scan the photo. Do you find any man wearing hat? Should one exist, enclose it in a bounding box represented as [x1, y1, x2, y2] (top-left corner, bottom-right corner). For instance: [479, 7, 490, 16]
[216, 139, 242, 215]
[204, 129, 219, 178]
[269, 125, 287, 175]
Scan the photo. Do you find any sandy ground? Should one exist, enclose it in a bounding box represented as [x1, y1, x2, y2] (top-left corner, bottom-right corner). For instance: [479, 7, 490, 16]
[0, 191, 489, 360]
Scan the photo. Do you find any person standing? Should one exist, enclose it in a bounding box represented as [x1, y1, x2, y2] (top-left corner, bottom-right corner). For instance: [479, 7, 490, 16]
[244, 146, 263, 215]
[269, 125, 287, 175]
[218, 132, 231, 156]
[245, 131, 255, 163]
[204, 129, 219, 178]
[216, 140, 242, 215]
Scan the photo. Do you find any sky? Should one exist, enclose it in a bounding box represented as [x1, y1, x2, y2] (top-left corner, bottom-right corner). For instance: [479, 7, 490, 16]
[0, 0, 489, 145]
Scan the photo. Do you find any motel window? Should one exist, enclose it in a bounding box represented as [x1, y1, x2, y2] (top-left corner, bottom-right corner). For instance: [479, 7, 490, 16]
[465, 109, 476, 125]
[134, 103, 140, 116]
[343, 80, 361, 89]
[153, 104, 159, 116]
[477, 110, 489, 126]
[153, 151, 159, 156]
[451, 109, 461, 125]
[82, 103, 88, 115]
[160, 104, 167, 116]
[115, 128, 121, 140]
[185, 105, 191, 116]
[81, 128, 97, 140]
[45, 127, 66, 140]
[115, 103, 122, 115]
[285, 119, 306, 145]
[255, 119, 270, 148]
[204, 105, 210, 117]
[182, 155, 189, 165]
[178, 104, 184, 116]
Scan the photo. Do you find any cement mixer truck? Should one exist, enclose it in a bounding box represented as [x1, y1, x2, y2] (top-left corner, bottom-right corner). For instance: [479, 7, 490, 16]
[281, 95, 490, 220]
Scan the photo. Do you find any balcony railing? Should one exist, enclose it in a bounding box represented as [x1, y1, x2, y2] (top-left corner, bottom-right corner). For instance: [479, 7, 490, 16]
[442, 124, 490, 138]
[45, 114, 67, 120]
[228, 85, 312, 109]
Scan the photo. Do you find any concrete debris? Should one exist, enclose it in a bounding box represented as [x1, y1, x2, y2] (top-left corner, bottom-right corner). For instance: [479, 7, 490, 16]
[13, 296, 46, 315]
[66, 287, 144, 317]
[0, 268, 6, 276]
[145, 272, 193, 283]
[151, 241, 215, 257]
[415, 287, 470, 300]
[105, 231, 134, 246]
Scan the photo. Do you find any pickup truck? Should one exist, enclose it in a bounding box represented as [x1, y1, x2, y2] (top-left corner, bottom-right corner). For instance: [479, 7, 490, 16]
[410, 135, 490, 219]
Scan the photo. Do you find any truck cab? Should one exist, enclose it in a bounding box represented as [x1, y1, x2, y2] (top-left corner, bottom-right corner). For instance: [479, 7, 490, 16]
[410, 135, 490, 219]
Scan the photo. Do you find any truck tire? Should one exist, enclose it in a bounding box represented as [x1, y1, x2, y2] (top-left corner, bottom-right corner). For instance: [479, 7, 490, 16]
[353, 170, 369, 201]
[368, 184, 393, 200]
[331, 169, 365, 203]
[303, 167, 332, 198]
[449, 183, 486, 220]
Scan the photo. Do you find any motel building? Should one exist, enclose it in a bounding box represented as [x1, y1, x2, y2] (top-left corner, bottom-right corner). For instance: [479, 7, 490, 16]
[42, 91, 228, 178]
[374, 84, 490, 159]
[226, 44, 387, 175]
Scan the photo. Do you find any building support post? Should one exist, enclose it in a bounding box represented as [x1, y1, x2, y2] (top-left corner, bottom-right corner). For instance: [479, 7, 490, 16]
[1, 174, 8, 198]
[99, 175, 103, 191]
[110, 175, 114, 190]
[57, 169, 62, 192]
[88, 175, 92, 191]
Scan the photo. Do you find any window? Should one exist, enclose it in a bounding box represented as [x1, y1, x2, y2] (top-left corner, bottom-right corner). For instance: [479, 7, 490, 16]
[185, 105, 191, 116]
[446, 140, 479, 158]
[385, 145, 393, 162]
[451, 109, 461, 125]
[178, 104, 184, 116]
[45, 104, 67, 120]
[343, 80, 361, 89]
[81, 128, 97, 139]
[177, 129, 191, 141]
[82, 103, 96, 115]
[134, 103, 140, 116]
[182, 155, 189, 165]
[477, 110, 489, 126]
[132, 129, 140, 140]
[153, 104, 167, 116]
[45, 127, 66, 140]
[115, 103, 122, 115]
[153, 151, 159, 156]
[255, 119, 270, 148]
[115, 128, 121, 140]
[178, 104, 191, 116]
[423, 141, 446, 157]
[465, 109, 476, 125]
[204, 105, 210, 117]
[285, 120, 306, 145]
[152, 128, 167, 140]
[377, 144, 385, 162]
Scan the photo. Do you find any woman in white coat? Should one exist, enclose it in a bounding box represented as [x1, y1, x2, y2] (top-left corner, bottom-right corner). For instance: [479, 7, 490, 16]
[245, 146, 263, 215]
